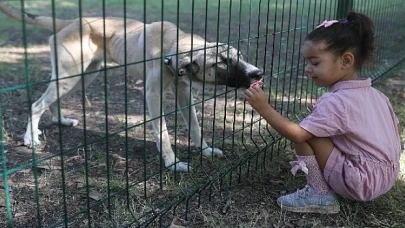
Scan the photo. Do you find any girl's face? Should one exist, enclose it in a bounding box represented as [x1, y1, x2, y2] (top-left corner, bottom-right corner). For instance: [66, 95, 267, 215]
[302, 40, 356, 87]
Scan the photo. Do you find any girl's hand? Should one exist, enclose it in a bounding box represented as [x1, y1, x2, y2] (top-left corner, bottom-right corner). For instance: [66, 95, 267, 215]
[245, 84, 269, 114]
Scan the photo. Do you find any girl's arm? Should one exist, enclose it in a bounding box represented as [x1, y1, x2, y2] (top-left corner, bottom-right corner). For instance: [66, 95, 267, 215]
[245, 85, 313, 143]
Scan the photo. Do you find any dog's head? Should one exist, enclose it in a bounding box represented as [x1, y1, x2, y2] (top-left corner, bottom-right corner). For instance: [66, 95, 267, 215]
[164, 44, 263, 88]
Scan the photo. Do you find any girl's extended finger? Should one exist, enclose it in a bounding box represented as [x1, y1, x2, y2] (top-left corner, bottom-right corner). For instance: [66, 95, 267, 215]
[248, 86, 257, 93]
[252, 84, 262, 92]
[245, 89, 252, 97]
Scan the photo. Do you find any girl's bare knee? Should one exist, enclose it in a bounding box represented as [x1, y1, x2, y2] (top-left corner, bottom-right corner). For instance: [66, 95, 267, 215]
[294, 137, 334, 158]
[294, 141, 315, 156]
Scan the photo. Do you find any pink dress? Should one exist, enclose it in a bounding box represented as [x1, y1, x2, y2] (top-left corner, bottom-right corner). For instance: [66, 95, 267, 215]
[299, 78, 401, 201]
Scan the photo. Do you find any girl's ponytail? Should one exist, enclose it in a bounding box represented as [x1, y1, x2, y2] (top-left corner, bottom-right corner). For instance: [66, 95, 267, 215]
[346, 12, 375, 64]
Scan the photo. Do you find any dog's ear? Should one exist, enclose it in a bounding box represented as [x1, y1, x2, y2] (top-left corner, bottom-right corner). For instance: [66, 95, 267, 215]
[178, 57, 200, 76]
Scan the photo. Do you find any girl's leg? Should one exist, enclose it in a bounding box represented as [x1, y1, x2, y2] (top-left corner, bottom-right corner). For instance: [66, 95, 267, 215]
[293, 137, 334, 195]
[277, 137, 340, 214]
[295, 137, 335, 170]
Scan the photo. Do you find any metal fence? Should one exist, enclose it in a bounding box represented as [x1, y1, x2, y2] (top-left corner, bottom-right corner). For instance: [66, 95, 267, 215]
[1, 0, 404, 227]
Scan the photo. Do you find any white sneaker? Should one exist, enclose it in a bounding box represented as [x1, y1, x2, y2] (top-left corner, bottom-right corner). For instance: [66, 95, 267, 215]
[277, 185, 340, 214]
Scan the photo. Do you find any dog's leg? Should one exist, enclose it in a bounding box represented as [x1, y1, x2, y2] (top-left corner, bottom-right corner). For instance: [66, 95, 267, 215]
[24, 77, 82, 147]
[24, 86, 53, 147]
[145, 67, 190, 172]
[49, 97, 79, 127]
[49, 61, 101, 126]
[175, 82, 223, 158]
[24, 35, 96, 147]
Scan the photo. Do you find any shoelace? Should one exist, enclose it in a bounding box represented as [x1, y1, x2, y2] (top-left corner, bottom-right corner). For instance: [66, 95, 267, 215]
[297, 185, 311, 198]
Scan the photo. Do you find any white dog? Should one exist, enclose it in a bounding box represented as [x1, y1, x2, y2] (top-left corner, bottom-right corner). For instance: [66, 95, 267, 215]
[0, 1, 263, 171]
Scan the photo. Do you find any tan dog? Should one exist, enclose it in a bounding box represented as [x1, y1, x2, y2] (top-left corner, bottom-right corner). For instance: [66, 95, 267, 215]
[0, 1, 263, 171]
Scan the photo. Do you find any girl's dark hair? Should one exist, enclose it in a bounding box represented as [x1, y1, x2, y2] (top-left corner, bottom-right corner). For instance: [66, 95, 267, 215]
[305, 12, 374, 69]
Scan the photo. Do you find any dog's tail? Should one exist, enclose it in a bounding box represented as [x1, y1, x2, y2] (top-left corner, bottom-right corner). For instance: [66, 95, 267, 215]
[0, 1, 71, 32]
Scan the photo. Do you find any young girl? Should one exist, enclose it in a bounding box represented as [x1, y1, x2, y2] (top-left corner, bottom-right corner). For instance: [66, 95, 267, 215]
[245, 12, 402, 214]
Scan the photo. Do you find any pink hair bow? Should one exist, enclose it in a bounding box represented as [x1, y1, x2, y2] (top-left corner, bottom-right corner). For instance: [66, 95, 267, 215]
[316, 20, 339, 28]
[290, 160, 309, 176]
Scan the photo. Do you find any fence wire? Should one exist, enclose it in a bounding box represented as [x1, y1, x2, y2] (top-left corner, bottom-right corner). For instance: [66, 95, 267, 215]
[1, 0, 405, 227]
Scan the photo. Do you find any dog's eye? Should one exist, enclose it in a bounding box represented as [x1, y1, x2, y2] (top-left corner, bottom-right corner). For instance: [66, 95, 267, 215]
[212, 61, 226, 68]
[212, 63, 220, 68]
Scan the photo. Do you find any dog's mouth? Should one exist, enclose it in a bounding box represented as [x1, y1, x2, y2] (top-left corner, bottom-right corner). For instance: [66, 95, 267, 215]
[250, 78, 264, 87]
[244, 77, 264, 88]
[246, 69, 264, 88]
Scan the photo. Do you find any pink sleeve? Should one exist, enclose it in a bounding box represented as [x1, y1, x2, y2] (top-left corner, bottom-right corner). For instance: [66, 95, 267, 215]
[383, 94, 399, 125]
[299, 94, 348, 137]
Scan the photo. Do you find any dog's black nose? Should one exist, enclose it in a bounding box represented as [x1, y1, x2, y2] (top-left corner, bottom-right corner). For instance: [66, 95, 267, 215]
[249, 70, 263, 79]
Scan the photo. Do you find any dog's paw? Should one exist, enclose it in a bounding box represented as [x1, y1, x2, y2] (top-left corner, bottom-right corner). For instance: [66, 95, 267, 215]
[163, 155, 191, 172]
[70, 119, 79, 126]
[167, 161, 191, 172]
[202, 147, 223, 158]
[52, 116, 79, 126]
[23, 131, 42, 148]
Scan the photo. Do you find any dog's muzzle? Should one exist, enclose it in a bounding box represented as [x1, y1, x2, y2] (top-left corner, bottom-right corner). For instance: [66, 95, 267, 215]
[247, 69, 264, 87]
[249, 69, 263, 80]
